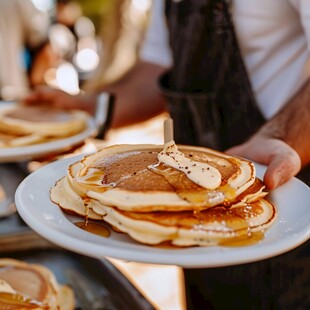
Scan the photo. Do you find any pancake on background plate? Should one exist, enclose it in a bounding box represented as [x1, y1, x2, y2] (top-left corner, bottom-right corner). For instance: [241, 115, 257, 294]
[51, 142, 277, 247]
[0, 106, 89, 147]
[0, 258, 75, 309]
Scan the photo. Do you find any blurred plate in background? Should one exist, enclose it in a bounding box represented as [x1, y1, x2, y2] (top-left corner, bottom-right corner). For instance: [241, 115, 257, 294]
[0, 101, 97, 163]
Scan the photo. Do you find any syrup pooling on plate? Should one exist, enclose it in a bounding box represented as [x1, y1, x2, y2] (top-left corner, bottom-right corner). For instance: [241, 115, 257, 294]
[74, 222, 110, 238]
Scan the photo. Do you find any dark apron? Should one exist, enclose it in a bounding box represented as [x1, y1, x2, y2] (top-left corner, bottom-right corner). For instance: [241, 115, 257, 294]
[159, 1, 310, 309]
[159, 0, 265, 151]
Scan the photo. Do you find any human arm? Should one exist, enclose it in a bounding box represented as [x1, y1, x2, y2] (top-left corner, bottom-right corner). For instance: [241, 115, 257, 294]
[23, 61, 168, 128]
[227, 79, 310, 189]
[99, 61, 168, 128]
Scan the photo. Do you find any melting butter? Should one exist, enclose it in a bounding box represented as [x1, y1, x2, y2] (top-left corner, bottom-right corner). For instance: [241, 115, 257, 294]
[158, 141, 221, 190]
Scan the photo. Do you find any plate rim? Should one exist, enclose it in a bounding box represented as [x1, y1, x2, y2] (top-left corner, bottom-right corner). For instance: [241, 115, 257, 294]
[15, 154, 310, 268]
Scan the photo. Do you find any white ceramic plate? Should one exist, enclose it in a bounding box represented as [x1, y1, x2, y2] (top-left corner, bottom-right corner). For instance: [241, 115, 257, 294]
[0, 102, 97, 162]
[15, 155, 310, 268]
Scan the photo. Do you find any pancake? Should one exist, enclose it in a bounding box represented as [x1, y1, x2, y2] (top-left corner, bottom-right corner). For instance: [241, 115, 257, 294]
[0, 258, 75, 309]
[64, 143, 263, 212]
[50, 142, 277, 247]
[51, 177, 275, 246]
[0, 106, 88, 147]
[91, 198, 277, 246]
[52, 164, 266, 217]
[51, 176, 103, 220]
[0, 131, 46, 147]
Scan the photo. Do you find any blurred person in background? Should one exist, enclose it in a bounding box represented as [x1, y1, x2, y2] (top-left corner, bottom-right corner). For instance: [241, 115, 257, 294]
[0, 0, 56, 101]
[0, 0, 100, 101]
[29, 0, 83, 87]
[24, 1, 310, 308]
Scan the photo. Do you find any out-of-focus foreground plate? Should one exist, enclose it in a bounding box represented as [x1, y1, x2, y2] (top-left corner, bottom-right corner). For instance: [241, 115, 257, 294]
[15, 155, 310, 268]
[0, 102, 97, 162]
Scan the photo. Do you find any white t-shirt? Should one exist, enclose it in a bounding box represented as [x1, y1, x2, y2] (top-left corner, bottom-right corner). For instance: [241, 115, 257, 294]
[140, 0, 310, 119]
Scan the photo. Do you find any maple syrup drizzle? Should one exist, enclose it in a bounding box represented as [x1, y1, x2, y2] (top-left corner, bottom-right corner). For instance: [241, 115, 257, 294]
[75, 166, 150, 192]
[190, 205, 265, 246]
[219, 231, 264, 247]
[74, 222, 110, 238]
[75, 168, 111, 193]
[74, 195, 111, 237]
[77, 150, 238, 203]
[82, 197, 90, 226]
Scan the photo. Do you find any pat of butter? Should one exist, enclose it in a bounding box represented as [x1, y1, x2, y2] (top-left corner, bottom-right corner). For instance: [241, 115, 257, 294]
[158, 141, 221, 189]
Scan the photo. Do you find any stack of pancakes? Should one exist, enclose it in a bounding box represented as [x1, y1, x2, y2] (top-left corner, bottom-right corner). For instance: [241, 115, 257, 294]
[0, 106, 88, 147]
[51, 142, 277, 247]
[0, 258, 74, 309]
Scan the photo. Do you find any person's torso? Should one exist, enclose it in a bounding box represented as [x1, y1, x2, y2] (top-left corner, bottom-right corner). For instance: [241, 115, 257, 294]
[232, 0, 310, 119]
[141, 0, 310, 119]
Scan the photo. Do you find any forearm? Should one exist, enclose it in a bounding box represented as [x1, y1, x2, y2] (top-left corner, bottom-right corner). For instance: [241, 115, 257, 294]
[98, 61, 168, 128]
[259, 79, 310, 167]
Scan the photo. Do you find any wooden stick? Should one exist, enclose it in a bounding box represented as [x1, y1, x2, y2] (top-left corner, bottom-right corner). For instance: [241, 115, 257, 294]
[164, 118, 174, 143]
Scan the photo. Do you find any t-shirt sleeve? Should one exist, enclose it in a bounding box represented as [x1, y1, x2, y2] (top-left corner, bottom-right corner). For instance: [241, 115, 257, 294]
[139, 0, 173, 67]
